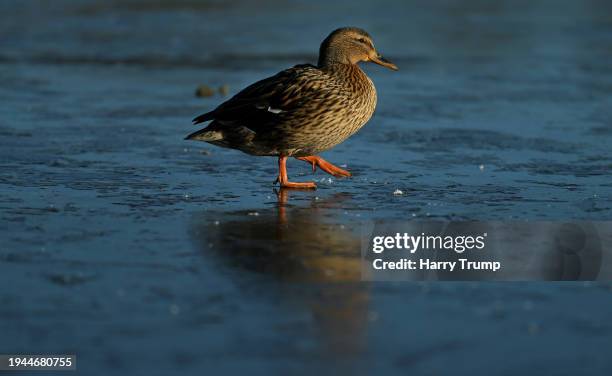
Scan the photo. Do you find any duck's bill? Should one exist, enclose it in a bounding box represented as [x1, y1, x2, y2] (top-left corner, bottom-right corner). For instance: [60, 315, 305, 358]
[371, 55, 398, 71]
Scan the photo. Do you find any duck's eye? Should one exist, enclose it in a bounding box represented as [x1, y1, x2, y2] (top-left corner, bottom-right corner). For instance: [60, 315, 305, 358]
[357, 38, 368, 44]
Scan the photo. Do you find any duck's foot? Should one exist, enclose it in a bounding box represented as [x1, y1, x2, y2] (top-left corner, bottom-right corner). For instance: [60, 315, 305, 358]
[296, 156, 351, 177]
[272, 178, 316, 189]
[275, 156, 317, 190]
[279, 181, 317, 189]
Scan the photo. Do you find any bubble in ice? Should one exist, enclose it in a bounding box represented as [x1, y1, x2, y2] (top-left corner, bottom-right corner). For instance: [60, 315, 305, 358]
[368, 311, 379, 322]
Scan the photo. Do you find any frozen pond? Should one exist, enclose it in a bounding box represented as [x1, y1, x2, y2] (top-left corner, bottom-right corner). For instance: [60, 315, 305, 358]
[1, 0, 612, 374]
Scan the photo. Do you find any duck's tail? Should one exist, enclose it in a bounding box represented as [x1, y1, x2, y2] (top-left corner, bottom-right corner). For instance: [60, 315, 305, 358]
[184, 128, 223, 141]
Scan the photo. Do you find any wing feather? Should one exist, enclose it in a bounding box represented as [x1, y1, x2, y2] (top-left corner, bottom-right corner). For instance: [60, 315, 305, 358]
[192, 64, 324, 126]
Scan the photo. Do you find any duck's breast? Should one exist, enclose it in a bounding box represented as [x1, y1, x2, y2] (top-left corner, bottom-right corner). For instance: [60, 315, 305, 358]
[339, 68, 377, 140]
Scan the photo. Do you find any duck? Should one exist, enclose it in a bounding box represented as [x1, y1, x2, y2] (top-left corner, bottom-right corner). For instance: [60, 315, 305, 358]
[186, 27, 397, 189]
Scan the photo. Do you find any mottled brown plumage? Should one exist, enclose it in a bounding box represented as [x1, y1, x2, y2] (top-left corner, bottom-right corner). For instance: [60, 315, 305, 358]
[186, 27, 397, 189]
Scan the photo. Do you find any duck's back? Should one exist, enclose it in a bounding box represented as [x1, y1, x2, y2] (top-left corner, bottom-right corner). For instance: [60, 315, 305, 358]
[189, 63, 377, 157]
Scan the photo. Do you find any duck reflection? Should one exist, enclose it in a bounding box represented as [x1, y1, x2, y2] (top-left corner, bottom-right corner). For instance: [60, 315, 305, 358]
[190, 189, 369, 359]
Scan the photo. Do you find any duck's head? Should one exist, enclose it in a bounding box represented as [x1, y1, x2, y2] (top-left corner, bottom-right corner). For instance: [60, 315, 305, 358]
[318, 27, 398, 71]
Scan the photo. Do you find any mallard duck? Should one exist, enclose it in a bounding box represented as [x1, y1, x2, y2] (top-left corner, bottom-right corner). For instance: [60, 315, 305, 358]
[186, 27, 397, 189]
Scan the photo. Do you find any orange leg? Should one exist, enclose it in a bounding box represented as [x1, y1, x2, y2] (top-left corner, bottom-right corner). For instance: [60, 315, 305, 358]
[275, 156, 317, 189]
[296, 156, 351, 178]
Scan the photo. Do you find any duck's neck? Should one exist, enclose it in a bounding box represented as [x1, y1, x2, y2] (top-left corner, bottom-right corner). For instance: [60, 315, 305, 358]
[318, 61, 364, 78]
[318, 42, 350, 66]
[318, 62, 374, 97]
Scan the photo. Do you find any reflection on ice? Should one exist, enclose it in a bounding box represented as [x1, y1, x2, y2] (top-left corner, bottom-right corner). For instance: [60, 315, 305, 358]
[190, 190, 369, 359]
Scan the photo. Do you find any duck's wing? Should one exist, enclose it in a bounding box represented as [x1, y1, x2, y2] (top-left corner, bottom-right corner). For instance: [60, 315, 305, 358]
[192, 64, 327, 126]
